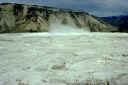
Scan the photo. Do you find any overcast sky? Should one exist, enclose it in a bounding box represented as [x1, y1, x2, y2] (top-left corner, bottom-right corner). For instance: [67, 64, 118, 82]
[0, 0, 128, 17]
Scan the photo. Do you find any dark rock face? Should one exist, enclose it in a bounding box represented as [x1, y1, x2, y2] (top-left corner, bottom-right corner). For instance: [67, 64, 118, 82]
[0, 3, 117, 33]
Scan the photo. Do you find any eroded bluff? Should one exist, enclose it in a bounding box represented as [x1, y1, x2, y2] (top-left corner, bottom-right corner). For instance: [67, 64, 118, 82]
[0, 3, 117, 33]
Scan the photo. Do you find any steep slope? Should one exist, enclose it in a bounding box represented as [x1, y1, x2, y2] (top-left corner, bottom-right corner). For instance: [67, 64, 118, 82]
[0, 3, 117, 33]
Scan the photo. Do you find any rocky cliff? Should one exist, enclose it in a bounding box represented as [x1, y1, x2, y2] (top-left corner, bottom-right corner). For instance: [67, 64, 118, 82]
[0, 3, 117, 33]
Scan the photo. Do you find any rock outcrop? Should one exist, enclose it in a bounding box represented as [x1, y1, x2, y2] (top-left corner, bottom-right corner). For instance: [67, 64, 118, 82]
[0, 3, 117, 33]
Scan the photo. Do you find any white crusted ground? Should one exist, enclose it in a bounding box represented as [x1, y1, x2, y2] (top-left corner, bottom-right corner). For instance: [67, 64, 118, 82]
[0, 33, 128, 85]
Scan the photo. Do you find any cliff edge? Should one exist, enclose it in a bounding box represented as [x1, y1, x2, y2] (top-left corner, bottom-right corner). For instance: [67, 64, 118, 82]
[0, 3, 117, 33]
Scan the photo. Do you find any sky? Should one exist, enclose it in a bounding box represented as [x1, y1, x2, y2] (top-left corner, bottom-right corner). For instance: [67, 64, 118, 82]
[0, 0, 128, 17]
